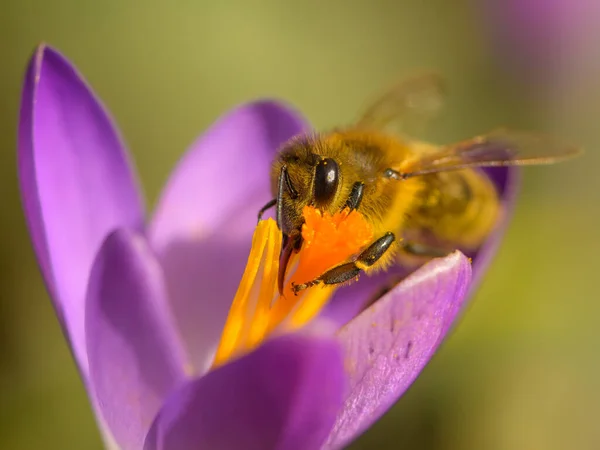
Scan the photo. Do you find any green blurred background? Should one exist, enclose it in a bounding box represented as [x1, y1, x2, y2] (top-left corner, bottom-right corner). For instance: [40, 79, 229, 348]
[1, 1, 598, 449]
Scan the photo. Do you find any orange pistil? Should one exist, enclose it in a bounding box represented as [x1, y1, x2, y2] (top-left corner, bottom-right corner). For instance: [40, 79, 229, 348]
[212, 206, 374, 368]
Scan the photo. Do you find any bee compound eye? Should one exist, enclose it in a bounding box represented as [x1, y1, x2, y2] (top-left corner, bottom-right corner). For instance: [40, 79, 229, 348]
[314, 158, 339, 204]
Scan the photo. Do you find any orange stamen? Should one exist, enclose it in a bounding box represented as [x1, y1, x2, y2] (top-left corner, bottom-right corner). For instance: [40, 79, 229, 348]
[212, 206, 373, 367]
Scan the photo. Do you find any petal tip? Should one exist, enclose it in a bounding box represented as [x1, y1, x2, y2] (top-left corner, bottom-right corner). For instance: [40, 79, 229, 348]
[29, 43, 66, 83]
[448, 249, 473, 277]
[423, 250, 473, 312]
[99, 228, 135, 261]
[237, 98, 310, 136]
[96, 229, 160, 283]
[32, 42, 46, 69]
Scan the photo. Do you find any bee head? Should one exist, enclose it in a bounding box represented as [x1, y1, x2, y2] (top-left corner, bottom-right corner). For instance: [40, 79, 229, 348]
[272, 138, 343, 293]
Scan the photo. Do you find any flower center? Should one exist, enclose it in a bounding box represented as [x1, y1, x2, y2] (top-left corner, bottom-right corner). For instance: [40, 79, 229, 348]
[212, 206, 374, 367]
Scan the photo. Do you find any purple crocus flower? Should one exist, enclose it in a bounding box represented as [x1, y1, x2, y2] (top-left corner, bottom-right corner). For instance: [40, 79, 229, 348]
[18, 44, 518, 450]
[479, 0, 600, 85]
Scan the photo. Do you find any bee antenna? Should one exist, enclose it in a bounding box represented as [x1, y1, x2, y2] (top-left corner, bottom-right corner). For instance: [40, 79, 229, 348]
[276, 165, 287, 230]
[276, 165, 299, 230]
[284, 167, 299, 198]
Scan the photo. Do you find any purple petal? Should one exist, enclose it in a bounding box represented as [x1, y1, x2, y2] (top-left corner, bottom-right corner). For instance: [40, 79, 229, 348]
[482, 0, 573, 75]
[324, 252, 471, 449]
[322, 167, 517, 326]
[479, 0, 600, 85]
[17, 44, 145, 376]
[144, 333, 345, 450]
[148, 101, 309, 373]
[86, 229, 188, 450]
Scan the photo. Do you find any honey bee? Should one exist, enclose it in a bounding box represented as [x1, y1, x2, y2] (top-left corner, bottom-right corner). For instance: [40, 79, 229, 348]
[257, 74, 582, 294]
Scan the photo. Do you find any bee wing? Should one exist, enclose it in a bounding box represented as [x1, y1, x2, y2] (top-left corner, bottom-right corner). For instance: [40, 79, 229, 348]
[399, 129, 583, 178]
[356, 73, 446, 137]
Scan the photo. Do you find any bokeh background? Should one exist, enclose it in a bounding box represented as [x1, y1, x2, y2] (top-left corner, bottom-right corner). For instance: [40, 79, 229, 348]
[1, 1, 599, 449]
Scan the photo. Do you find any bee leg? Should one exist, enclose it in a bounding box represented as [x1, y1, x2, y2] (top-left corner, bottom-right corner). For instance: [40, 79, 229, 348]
[257, 198, 277, 223]
[344, 182, 365, 210]
[292, 232, 395, 294]
[402, 241, 449, 258]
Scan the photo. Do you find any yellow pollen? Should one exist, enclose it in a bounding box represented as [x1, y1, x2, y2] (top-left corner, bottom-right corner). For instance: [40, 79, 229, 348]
[212, 206, 374, 367]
